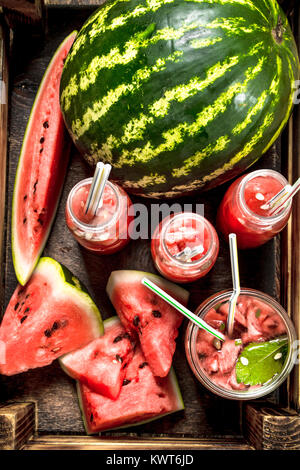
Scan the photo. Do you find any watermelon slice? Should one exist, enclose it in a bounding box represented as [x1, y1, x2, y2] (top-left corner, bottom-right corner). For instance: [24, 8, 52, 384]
[0, 257, 103, 375]
[106, 271, 189, 377]
[77, 318, 184, 434]
[60, 317, 135, 399]
[12, 31, 77, 286]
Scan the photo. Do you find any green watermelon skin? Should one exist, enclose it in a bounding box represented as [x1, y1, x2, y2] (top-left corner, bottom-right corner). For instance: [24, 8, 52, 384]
[12, 32, 76, 286]
[0, 257, 103, 375]
[77, 318, 184, 434]
[60, 0, 299, 198]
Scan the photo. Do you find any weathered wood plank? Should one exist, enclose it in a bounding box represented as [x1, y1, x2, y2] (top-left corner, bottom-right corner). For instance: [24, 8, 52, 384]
[286, 3, 300, 414]
[244, 403, 300, 450]
[23, 435, 254, 450]
[0, 19, 8, 315]
[0, 402, 35, 450]
[0, 1, 43, 21]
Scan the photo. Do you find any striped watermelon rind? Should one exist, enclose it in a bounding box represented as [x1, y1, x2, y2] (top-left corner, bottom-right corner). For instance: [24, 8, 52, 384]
[12, 31, 77, 285]
[60, 0, 300, 198]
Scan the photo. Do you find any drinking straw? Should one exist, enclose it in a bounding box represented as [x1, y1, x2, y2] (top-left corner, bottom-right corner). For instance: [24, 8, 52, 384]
[269, 177, 300, 216]
[84, 162, 112, 217]
[142, 277, 225, 341]
[227, 233, 240, 338]
[175, 245, 204, 262]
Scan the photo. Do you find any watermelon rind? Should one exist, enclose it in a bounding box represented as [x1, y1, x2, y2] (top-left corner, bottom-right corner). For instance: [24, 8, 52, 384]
[12, 31, 77, 286]
[37, 257, 103, 339]
[106, 270, 189, 305]
[77, 368, 184, 435]
[76, 315, 184, 435]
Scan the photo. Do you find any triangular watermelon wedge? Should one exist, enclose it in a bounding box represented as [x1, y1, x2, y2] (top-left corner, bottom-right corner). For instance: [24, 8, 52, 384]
[106, 271, 189, 377]
[0, 257, 103, 375]
[60, 316, 135, 399]
[12, 31, 77, 286]
[77, 323, 184, 434]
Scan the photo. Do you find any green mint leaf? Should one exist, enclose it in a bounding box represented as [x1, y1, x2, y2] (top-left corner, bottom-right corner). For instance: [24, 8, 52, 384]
[255, 309, 261, 318]
[214, 301, 228, 311]
[235, 336, 288, 386]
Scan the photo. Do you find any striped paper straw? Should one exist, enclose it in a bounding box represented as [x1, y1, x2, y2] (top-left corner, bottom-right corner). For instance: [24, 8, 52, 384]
[227, 234, 240, 338]
[142, 277, 225, 341]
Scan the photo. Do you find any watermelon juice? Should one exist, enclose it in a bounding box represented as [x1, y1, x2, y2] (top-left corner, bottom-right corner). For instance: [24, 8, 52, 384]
[185, 289, 297, 400]
[151, 212, 219, 283]
[65, 178, 133, 254]
[217, 169, 292, 249]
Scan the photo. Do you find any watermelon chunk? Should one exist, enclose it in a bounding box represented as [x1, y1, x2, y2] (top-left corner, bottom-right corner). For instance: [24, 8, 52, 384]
[12, 31, 77, 286]
[106, 271, 189, 377]
[0, 257, 103, 375]
[77, 321, 184, 434]
[60, 317, 134, 399]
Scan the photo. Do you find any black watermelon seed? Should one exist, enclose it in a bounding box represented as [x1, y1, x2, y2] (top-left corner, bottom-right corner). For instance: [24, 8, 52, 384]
[122, 379, 131, 386]
[52, 321, 59, 331]
[14, 302, 19, 311]
[116, 354, 123, 363]
[123, 332, 131, 340]
[113, 335, 123, 343]
[139, 362, 148, 369]
[40, 137, 45, 143]
[39, 148, 43, 153]
[37, 218, 43, 225]
[23, 218, 27, 224]
[43, 121, 49, 128]
[44, 329, 52, 338]
[24, 307, 30, 313]
[90, 413, 93, 422]
[23, 195, 27, 200]
[20, 315, 27, 324]
[133, 315, 140, 326]
[18, 288, 24, 296]
[25, 294, 30, 299]
[152, 310, 162, 318]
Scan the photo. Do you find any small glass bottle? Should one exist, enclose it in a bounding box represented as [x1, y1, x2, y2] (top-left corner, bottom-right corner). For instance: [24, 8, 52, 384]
[151, 212, 219, 283]
[185, 288, 297, 400]
[65, 178, 133, 254]
[217, 169, 292, 249]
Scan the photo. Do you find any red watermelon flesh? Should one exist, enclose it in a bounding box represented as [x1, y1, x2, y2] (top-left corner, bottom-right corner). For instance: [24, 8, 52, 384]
[106, 271, 189, 378]
[12, 31, 77, 286]
[0, 257, 103, 375]
[60, 317, 134, 399]
[78, 337, 184, 434]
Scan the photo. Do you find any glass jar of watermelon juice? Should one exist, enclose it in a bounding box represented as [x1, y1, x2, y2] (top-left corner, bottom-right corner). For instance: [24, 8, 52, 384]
[151, 212, 219, 283]
[217, 169, 292, 249]
[185, 288, 297, 400]
[65, 178, 133, 254]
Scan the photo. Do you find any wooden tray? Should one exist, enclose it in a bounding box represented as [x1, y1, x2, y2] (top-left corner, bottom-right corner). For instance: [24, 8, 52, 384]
[0, 0, 299, 451]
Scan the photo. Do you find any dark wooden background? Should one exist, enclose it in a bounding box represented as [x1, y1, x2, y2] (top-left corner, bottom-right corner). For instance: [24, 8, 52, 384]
[0, 5, 288, 437]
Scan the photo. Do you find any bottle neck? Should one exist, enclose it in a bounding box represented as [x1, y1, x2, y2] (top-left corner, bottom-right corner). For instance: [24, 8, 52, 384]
[160, 213, 215, 268]
[67, 178, 120, 232]
[236, 169, 292, 225]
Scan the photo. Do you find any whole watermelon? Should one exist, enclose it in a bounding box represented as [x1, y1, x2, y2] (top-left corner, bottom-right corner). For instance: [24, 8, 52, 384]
[60, 0, 299, 198]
